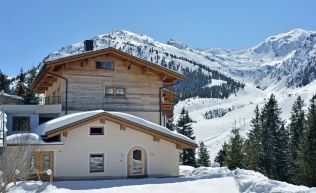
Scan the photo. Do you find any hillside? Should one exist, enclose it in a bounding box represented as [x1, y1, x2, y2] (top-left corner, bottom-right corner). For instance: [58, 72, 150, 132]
[43, 28, 316, 160]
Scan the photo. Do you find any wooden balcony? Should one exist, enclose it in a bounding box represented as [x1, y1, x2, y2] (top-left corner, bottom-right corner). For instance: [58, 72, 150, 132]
[43, 96, 61, 105]
[162, 102, 174, 118]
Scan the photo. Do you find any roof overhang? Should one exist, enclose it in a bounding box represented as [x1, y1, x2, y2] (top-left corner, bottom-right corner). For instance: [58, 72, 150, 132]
[43, 112, 197, 149]
[32, 48, 185, 93]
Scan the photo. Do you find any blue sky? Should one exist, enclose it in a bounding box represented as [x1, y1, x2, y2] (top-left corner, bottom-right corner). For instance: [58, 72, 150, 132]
[0, 0, 315, 76]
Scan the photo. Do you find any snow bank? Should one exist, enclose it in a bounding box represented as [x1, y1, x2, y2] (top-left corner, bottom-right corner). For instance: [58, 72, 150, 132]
[180, 166, 315, 193]
[34, 110, 196, 145]
[8, 166, 315, 193]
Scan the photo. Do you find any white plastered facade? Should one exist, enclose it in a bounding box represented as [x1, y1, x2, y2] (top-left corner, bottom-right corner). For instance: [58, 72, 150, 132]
[38, 119, 180, 180]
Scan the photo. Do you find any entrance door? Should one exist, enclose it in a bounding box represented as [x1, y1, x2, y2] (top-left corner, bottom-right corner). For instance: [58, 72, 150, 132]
[31, 151, 54, 181]
[128, 147, 147, 176]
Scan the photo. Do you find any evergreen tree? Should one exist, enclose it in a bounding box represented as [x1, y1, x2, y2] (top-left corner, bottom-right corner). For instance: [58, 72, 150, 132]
[197, 141, 210, 167]
[0, 70, 11, 93]
[223, 127, 244, 170]
[259, 94, 284, 179]
[14, 68, 26, 95]
[177, 107, 196, 167]
[296, 95, 316, 186]
[166, 117, 176, 131]
[288, 96, 305, 182]
[214, 142, 228, 166]
[243, 105, 261, 170]
[274, 123, 290, 181]
[23, 66, 39, 104]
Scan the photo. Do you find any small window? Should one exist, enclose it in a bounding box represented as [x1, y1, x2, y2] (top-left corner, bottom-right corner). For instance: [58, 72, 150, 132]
[13, 116, 30, 132]
[105, 87, 114, 95]
[116, 88, 125, 96]
[96, 61, 114, 70]
[90, 127, 104, 135]
[43, 155, 50, 170]
[90, 154, 104, 173]
[30, 156, 37, 170]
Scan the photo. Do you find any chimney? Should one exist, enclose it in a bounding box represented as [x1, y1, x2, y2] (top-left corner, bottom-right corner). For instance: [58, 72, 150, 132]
[84, 40, 94, 51]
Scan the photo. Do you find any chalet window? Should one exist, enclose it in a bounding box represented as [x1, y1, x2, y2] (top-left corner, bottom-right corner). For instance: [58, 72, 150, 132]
[90, 127, 104, 135]
[96, 61, 114, 70]
[116, 88, 125, 96]
[43, 155, 50, 170]
[30, 155, 37, 170]
[13, 116, 30, 132]
[89, 154, 104, 173]
[105, 87, 114, 95]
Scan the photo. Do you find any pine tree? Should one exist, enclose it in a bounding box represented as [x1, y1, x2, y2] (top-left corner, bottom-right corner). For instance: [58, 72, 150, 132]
[197, 141, 210, 167]
[259, 94, 284, 179]
[274, 123, 290, 181]
[296, 95, 316, 186]
[288, 96, 305, 182]
[177, 107, 196, 167]
[223, 127, 244, 170]
[214, 142, 228, 166]
[166, 117, 176, 131]
[243, 105, 261, 170]
[23, 66, 39, 104]
[14, 68, 26, 95]
[0, 70, 11, 93]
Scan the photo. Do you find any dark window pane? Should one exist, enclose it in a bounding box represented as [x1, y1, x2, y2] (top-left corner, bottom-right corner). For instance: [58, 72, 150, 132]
[133, 150, 142, 161]
[116, 88, 125, 96]
[105, 87, 114, 95]
[90, 127, 104, 135]
[90, 154, 104, 173]
[13, 117, 30, 131]
[43, 155, 50, 170]
[96, 61, 114, 70]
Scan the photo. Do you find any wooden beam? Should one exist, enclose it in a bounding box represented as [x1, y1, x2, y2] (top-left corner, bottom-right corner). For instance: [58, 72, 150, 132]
[44, 77, 58, 82]
[100, 118, 105, 124]
[141, 66, 148, 74]
[39, 82, 52, 87]
[120, 124, 126, 131]
[159, 73, 166, 81]
[153, 136, 160, 142]
[176, 144, 182, 149]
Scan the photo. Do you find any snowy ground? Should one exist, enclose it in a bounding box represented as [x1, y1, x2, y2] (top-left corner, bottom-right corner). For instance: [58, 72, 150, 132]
[8, 166, 315, 193]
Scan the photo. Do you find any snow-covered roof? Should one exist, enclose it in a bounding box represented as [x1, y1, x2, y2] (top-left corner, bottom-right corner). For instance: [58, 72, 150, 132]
[7, 133, 63, 145]
[34, 110, 197, 147]
[0, 92, 23, 100]
[34, 110, 104, 136]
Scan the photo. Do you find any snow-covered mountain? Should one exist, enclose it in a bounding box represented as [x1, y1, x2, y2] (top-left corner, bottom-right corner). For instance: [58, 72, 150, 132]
[44, 28, 316, 160]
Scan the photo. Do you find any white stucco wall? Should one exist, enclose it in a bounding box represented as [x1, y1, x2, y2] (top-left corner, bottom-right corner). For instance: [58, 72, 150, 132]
[40, 119, 179, 180]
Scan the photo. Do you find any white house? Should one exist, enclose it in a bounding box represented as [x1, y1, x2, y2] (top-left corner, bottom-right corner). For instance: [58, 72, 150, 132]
[7, 110, 196, 180]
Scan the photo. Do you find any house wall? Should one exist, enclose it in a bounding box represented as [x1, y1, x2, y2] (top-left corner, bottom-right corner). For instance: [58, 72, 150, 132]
[45, 55, 163, 124]
[39, 119, 179, 180]
[3, 105, 62, 135]
[6, 113, 39, 135]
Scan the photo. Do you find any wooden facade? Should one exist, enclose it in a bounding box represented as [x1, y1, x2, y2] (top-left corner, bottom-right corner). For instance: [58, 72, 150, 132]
[32, 48, 184, 124]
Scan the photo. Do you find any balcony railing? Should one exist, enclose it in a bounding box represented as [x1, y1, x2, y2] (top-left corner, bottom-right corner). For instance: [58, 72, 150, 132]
[43, 96, 61, 105]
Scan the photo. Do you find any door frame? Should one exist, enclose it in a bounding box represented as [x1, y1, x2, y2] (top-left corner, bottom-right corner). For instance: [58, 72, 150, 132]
[127, 146, 147, 177]
[31, 151, 54, 181]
